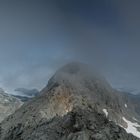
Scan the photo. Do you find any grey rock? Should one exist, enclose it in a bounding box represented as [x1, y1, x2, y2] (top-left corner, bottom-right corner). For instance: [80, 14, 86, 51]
[0, 107, 139, 140]
[0, 88, 22, 122]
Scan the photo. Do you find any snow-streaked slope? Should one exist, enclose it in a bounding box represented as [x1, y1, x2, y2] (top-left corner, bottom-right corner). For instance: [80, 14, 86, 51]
[122, 117, 140, 138]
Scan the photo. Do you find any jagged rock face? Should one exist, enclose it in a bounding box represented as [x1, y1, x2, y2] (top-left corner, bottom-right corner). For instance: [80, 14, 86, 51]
[0, 88, 22, 122]
[45, 63, 140, 125]
[45, 63, 121, 112]
[0, 62, 140, 139]
[0, 107, 139, 140]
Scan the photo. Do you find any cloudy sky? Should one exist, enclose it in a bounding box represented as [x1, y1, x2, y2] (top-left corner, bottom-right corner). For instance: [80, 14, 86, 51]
[0, 0, 140, 94]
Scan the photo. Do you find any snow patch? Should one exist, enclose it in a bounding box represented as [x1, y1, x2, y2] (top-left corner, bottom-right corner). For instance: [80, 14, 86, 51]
[122, 117, 140, 138]
[103, 109, 108, 117]
[125, 104, 127, 108]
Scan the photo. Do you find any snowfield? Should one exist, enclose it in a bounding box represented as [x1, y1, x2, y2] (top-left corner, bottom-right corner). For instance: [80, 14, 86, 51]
[122, 117, 140, 138]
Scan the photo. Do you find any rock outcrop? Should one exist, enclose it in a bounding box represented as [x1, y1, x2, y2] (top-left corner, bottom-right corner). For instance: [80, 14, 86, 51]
[0, 88, 22, 122]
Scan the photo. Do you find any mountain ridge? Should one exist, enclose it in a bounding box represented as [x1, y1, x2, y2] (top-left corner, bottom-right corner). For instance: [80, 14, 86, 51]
[0, 62, 140, 139]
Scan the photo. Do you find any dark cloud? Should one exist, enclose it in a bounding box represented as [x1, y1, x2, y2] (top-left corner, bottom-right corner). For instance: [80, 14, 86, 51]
[0, 0, 140, 94]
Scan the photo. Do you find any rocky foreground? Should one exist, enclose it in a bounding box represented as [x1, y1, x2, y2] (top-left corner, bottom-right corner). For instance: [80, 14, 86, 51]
[0, 107, 138, 140]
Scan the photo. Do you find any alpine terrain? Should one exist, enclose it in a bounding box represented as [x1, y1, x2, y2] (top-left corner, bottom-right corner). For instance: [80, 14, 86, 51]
[0, 62, 140, 140]
[0, 88, 22, 122]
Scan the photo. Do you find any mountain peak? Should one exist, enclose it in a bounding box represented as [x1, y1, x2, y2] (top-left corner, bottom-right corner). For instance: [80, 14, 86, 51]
[46, 62, 112, 97]
[59, 62, 88, 74]
[0, 62, 140, 139]
[57, 62, 99, 76]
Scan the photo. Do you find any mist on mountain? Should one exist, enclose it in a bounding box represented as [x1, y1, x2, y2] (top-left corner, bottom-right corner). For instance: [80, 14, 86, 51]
[0, 0, 140, 139]
[0, 62, 140, 140]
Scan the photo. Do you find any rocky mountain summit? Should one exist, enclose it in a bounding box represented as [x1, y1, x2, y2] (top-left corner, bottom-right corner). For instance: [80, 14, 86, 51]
[0, 88, 22, 122]
[0, 62, 140, 140]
